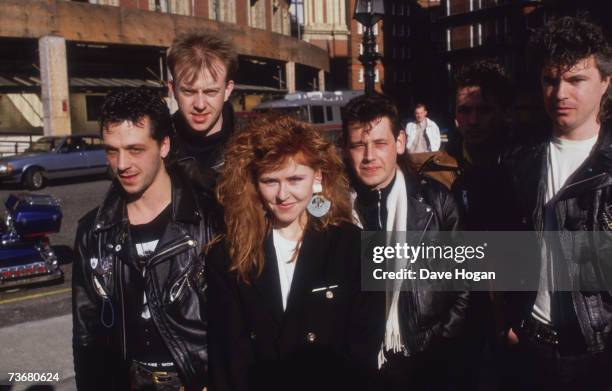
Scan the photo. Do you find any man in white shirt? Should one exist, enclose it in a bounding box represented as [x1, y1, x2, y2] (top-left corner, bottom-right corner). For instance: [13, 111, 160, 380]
[501, 16, 612, 390]
[404, 103, 441, 153]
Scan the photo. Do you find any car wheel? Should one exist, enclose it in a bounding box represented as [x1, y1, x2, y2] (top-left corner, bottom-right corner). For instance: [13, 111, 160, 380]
[23, 167, 45, 190]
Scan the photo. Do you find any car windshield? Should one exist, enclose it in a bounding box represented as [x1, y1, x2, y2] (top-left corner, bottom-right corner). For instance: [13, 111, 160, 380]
[26, 137, 58, 153]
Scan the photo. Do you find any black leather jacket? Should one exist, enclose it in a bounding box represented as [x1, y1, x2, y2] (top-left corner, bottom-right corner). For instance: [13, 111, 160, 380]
[501, 127, 612, 352]
[354, 171, 469, 355]
[72, 170, 219, 391]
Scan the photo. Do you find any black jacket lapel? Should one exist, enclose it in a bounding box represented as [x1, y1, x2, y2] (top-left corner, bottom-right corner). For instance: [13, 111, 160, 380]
[252, 234, 284, 324]
[284, 227, 329, 317]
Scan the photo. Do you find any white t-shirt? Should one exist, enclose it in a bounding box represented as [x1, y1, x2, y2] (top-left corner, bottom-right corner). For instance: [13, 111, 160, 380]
[273, 229, 299, 311]
[532, 135, 597, 325]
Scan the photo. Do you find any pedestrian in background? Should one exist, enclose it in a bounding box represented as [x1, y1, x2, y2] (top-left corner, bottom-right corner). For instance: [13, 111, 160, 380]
[404, 103, 441, 153]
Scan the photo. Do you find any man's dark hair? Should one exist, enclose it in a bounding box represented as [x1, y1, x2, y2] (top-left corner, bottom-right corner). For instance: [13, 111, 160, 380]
[415, 103, 427, 111]
[341, 94, 401, 145]
[454, 60, 513, 109]
[528, 16, 612, 122]
[99, 87, 172, 143]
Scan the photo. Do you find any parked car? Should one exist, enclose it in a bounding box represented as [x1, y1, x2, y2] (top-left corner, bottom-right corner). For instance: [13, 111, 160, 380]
[0, 193, 63, 289]
[0, 135, 108, 190]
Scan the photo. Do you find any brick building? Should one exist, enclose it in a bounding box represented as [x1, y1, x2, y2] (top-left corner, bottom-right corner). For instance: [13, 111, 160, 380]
[0, 0, 330, 135]
[299, 0, 384, 91]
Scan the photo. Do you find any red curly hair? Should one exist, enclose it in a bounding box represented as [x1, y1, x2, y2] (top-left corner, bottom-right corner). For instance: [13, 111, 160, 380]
[216, 114, 353, 284]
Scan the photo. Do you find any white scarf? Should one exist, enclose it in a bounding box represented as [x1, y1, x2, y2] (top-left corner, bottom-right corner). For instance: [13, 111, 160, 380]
[351, 168, 409, 368]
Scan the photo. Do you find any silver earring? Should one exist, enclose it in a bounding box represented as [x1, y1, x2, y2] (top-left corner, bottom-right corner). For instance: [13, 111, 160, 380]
[307, 182, 331, 217]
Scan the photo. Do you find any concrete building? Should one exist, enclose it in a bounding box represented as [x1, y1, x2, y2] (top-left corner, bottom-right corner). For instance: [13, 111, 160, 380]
[0, 0, 330, 135]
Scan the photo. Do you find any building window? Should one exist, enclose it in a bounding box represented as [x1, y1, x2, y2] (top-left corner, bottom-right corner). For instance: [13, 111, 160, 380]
[150, 0, 168, 12]
[325, 106, 333, 122]
[448, 0, 470, 15]
[210, 0, 220, 19]
[250, 0, 267, 29]
[448, 25, 472, 51]
[210, 0, 236, 22]
[311, 106, 325, 124]
[88, 0, 119, 5]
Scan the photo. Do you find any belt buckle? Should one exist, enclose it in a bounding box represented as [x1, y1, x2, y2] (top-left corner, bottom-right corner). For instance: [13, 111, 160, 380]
[152, 371, 171, 385]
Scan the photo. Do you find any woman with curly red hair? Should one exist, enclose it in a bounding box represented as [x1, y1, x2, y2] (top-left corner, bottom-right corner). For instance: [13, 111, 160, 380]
[207, 114, 380, 391]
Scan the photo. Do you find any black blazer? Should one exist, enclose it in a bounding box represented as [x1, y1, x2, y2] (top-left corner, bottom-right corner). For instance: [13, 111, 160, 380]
[207, 222, 383, 391]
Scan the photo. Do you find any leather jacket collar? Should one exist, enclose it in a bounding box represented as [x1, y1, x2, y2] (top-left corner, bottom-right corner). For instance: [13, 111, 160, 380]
[557, 127, 612, 200]
[352, 168, 436, 233]
[507, 126, 612, 229]
[93, 167, 201, 231]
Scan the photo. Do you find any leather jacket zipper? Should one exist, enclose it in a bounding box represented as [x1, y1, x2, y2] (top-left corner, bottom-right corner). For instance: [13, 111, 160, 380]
[143, 236, 198, 381]
[562, 172, 607, 192]
[550, 172, 608, 206]
[117, 251, 127, 360]
[145, 237, 197, 274]
[406, 206, 435, 344]
[144, 237, 198, 304]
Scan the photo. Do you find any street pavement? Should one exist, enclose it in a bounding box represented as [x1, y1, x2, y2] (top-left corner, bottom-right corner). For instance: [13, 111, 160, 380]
[0, 314, 75, 390]
[0, 177, 111, 390]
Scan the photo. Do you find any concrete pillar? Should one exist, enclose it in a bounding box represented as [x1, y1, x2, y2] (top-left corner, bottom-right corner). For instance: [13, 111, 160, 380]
[318, 69, 325, 91]
[286, 61, 296, 93]
[39, 36, 71, 136]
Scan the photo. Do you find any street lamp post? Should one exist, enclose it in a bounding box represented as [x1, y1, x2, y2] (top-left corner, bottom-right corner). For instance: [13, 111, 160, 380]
[354, 0, 384, 95]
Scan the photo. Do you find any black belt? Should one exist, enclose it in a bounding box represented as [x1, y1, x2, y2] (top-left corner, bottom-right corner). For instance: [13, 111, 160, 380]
[519, 317, 560, 346]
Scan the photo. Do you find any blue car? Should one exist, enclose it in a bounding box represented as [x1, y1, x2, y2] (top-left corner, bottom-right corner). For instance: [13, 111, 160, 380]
[0, 194, 63, 288]
[0, 135, 108, 190]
